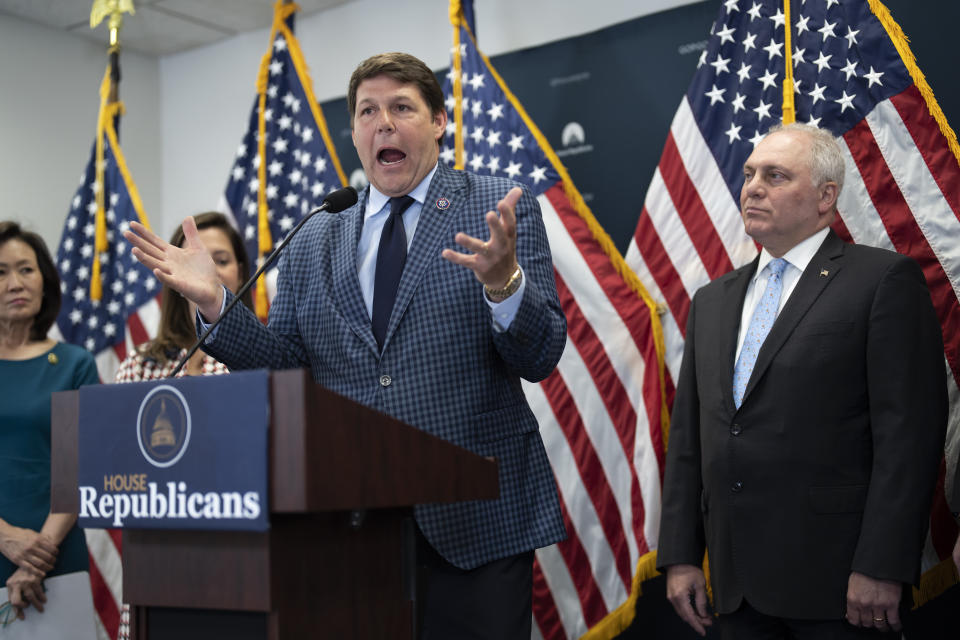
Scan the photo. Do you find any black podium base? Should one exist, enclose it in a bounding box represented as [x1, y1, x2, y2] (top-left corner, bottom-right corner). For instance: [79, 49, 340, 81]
[137, 607, 267, 640]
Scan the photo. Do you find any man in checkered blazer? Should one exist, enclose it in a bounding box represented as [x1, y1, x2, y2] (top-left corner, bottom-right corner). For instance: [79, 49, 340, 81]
[127, 52, 566, 639]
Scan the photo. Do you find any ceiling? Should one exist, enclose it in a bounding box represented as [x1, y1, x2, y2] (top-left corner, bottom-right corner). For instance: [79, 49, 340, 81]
[0, 0, 350, 56]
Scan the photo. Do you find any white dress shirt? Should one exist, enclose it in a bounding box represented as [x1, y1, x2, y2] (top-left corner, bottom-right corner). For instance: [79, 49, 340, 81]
[357, 164, 525, 331]
[734, 227, 830, 361]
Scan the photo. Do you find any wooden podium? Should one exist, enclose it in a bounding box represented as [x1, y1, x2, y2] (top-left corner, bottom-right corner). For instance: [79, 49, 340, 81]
[51, 369, 498, 640]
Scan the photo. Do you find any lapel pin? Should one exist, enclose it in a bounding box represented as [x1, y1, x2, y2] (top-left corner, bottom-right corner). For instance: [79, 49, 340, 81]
[436, 197, 451, 210]
[820, 269, 829, 277]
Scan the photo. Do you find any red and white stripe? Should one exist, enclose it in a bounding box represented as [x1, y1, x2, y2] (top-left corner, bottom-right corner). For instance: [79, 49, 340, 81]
[530, 184, 668, 638]
[626, 96, 758, 382]
[85, 529, 123, 640]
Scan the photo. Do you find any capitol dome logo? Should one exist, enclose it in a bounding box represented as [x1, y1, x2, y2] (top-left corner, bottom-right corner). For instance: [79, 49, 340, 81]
[562, 122, 586, 147]
[557, 122, 593, 158]
[137, 385, 191, 468]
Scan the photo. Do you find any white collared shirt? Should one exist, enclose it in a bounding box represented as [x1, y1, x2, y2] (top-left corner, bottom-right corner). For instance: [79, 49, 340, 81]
[734, 227, 830, 361]
[357, 166, 437, 318]
[356, 164, 524, 330]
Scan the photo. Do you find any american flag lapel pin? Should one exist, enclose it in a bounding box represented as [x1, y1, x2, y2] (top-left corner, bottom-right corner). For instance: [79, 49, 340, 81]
[820, 269, 829, 277]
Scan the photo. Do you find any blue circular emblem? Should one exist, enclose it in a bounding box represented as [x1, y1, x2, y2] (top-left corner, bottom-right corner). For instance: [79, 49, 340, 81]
[436, 197, 451, 210]
[136, 385, 191, 468]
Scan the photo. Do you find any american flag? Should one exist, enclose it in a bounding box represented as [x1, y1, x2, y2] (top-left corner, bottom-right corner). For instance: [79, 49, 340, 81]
[53, 70, 159, 640]
[445, 4, 670, 638]
[221, 2, 345, 316]
[625, 0, 960, 604]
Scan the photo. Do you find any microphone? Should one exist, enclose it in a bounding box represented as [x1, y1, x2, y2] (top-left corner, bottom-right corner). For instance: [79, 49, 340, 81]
[169, 186, 358, 377]
[314, 185, 360, 214]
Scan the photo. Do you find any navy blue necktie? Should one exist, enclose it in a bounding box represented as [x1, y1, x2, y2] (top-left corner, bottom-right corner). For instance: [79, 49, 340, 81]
[372, 195, 415, 349]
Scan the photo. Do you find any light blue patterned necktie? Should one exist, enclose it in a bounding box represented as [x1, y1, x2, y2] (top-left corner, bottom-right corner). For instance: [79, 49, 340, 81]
[733, 257, 788, 408]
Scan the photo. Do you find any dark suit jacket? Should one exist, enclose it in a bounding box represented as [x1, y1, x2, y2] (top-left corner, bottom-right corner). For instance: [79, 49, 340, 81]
[202, 163, 567, 569]
[657, 230, 947, 619]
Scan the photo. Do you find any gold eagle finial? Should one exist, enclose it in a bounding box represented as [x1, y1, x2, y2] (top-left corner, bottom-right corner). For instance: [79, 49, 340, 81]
[90, 0, 136, 47]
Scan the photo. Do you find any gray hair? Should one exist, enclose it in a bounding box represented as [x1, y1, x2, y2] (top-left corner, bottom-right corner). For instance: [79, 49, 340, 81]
[765, 123, 845, 194]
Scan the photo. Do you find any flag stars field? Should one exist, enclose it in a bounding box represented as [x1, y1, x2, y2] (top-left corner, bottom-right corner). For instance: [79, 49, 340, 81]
[221, 13, 343, 273]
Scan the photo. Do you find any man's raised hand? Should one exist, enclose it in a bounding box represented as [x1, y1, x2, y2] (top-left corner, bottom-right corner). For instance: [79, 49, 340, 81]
[124, 217, 224, 320]
[442, 186, 521, 291]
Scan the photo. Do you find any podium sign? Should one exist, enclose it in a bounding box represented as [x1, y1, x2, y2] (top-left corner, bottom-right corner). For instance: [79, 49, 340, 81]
[77, 370, 269, 531]
[51, 369, 500, 639]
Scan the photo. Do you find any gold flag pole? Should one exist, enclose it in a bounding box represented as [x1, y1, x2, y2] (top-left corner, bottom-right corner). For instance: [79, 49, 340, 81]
[87, 0, 135, 301]
[449, 0, 466, 170]
[90, 0, 134, 100]
[781, 0, 796, 124]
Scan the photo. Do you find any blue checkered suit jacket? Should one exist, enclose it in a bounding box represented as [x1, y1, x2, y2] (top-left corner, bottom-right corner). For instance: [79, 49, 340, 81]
[202, 163, 567, 568]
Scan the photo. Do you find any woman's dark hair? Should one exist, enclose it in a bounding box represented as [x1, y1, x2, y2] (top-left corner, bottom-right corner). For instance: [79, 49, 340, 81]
[0, 221, 62, 341]
[140, 212, 252, 362]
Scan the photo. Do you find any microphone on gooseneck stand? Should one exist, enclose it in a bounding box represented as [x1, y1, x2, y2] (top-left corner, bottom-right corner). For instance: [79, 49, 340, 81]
[168, 186, 359, 378]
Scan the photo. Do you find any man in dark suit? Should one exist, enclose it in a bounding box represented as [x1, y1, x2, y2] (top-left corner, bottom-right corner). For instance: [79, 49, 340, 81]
[125, 52, 566, 639]
[657, 123, 947, 638]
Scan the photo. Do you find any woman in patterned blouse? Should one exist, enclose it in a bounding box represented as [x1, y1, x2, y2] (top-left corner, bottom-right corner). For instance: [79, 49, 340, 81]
[115, 212, 253, 381]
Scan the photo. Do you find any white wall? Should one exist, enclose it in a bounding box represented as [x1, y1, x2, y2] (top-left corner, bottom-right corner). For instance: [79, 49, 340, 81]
[159, 0, 700, 237]
[0, 12, 161, 251]
[0, 0, 698, 247]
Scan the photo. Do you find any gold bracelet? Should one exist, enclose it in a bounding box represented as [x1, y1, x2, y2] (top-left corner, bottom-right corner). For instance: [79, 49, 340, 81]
[484, 265, 523, 300]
